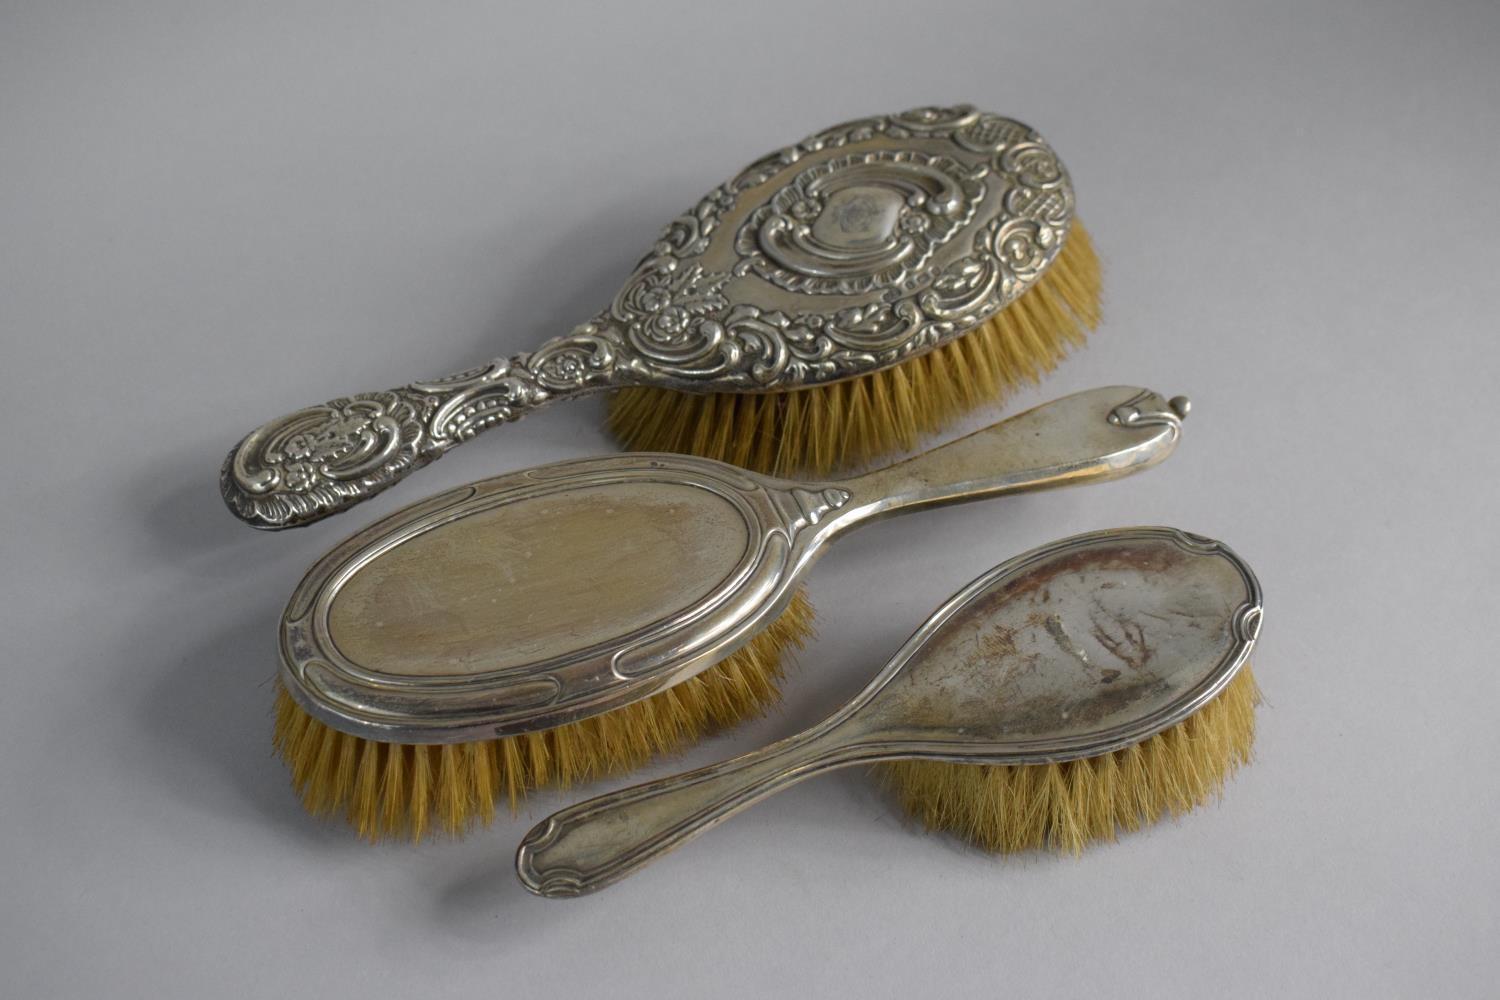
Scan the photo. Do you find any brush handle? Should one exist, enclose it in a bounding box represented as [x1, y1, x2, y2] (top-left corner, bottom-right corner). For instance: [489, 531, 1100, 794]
[220, 329, 622, 529]
[832, 386, 1190, 524]
[516, 724, 861, 898]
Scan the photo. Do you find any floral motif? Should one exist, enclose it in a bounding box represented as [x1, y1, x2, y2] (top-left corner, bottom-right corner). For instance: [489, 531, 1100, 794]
[993, 219, 1055, 280]
[616, 262, 733, 371]
[527, 331, 618, 392]
[281, 462, 321, 492]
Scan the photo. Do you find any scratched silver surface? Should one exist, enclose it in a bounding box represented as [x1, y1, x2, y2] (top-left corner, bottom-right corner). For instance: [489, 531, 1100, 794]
[515, 526, 1261, 897]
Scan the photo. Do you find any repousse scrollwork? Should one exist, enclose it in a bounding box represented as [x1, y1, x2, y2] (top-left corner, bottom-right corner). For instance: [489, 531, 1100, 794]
[224, 104, 1077, 528]
[221, 330, 617, 528]
[604, 102, 1077, 390]
[733, 151, 985, 295]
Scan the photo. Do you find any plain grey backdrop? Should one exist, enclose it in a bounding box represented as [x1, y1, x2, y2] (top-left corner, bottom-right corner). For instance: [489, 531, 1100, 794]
[3, 1, 1497, 996]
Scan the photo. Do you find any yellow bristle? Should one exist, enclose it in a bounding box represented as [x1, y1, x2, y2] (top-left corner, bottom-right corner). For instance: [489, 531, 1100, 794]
[605, 222, 1100, 477]
[274, 587, 815, 841]
[306, 725, 341, 814]
[470, 743, 497, 828]
[876, 665, 1260, 854]
[408, 745, 432, 841]
[349, 738, 381, 839]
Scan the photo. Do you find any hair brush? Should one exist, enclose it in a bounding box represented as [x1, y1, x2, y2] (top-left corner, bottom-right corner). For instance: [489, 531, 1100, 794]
[516, 526, 1262, 897]
[224, 103, 1098, 529]
[274, 387, 1187, 840]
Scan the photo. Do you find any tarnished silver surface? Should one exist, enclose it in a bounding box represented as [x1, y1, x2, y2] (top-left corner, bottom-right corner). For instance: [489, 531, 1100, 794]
[516, 526, 1262, 898]
[278, 386, 1185, 745]
[223, 104, 1079, 528]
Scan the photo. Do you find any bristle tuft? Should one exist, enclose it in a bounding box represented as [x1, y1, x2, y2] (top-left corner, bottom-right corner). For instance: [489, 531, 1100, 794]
[273, 587, 815, 841]
[605, 221, 1100, 477]
[876, 664, 1259, 853]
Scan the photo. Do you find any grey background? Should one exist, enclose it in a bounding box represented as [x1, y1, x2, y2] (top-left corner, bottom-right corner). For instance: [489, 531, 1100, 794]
[3, 1, 1497, 997]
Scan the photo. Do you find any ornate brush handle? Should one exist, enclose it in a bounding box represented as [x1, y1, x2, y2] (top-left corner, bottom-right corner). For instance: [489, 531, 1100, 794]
[220, 330, 620, 529]
[516, 725, 859, 898]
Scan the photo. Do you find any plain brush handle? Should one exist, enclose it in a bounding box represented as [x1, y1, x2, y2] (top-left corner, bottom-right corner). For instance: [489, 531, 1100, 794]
[516, 725, 860, 898]
[219, 330, 621, 529]
[834, 386, 1191, 522]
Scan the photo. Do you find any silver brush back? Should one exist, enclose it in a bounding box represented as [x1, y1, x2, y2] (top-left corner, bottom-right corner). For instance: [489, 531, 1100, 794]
[277, 386, 1187, 746]
[516, 526, 1261, 898]
[222, 105, 1079, 529]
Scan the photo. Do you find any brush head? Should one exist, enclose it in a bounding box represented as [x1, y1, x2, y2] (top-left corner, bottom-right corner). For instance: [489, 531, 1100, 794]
[224, 105, 1089, 530]
[877, 664, 1259, 854]
[606, 222, 1100, 477]
[273, 588, 813, 840]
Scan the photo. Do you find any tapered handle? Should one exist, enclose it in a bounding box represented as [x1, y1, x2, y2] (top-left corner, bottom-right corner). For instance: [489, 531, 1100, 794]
[516, 725, 856, 898]
[838, 387, 1190, 521]
[220, 330, 621, 529]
